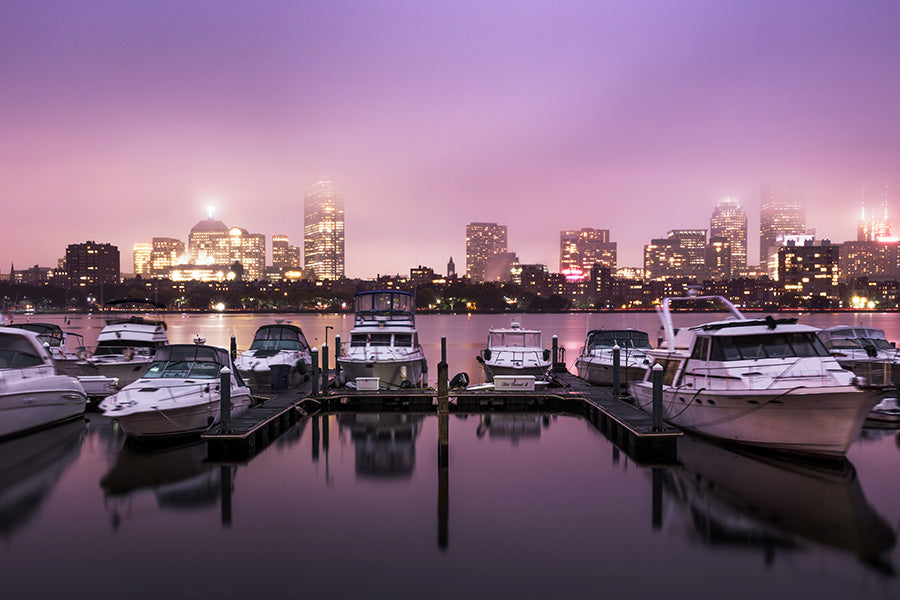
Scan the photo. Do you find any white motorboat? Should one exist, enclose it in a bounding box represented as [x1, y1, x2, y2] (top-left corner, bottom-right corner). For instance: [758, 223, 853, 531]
[476, 322, 550, 382]
[79, 299, 169, 388]
[7, 322, 87, 375]
[0, 326, 88, 440]
[337, 290, 427, 389]
[575, 329, 651, 385]
[99, 344, 252, 440]
[628, 296, 880, 458]
[235, 322, 312, 388]
[817, 325, 900, 387]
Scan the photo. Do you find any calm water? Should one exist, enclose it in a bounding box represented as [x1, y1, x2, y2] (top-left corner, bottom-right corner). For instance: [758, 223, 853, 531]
[2, 312, 899, 599]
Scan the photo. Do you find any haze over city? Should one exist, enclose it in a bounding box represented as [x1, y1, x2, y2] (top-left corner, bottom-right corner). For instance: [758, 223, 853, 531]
[2, 0, 899, 278]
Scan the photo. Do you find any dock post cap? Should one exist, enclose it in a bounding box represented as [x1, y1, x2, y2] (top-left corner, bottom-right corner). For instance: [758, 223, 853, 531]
[311, 346, 318, 352]
[651, 363, 663, 371]
[220, 367, 231, 374]
[612, 343, 619, 349]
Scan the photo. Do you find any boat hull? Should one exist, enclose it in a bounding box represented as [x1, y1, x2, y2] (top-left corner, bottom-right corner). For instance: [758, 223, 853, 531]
[106, 390, 252, 440]
[481, 363, 549, 382]
[0, 384, 87, 440]
[575, 357, 647, 385]
[235, 350, 311, 388]
[339, 357, 425, 389]
[77, 358, 153, 388]
[629, 382, 879, 457]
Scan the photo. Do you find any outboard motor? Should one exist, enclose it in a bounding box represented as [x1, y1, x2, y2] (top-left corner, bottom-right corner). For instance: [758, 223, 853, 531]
[449, 372, 469, 389]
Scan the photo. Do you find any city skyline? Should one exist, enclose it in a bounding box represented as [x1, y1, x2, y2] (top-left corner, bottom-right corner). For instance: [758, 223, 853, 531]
[2, 1, 899, 276]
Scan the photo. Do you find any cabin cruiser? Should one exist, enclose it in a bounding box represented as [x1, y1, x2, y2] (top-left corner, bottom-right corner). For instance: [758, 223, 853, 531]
[575, 329, 651, 385]
[476, 322, 551, 382]
[0, 327, 88, 440]
[817, 326, 900, 425]
[79, 299, 169, 388]
[235, 322, 312, 388]
[99, 344, 252, 440]
[338, 290, 427, 389]
[628, 296, 880, 458]
[6, 322, 88, 375]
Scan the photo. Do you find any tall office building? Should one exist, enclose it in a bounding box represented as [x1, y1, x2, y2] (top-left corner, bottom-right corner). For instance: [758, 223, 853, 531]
[466, 222, 507, 282]
[667, 229, 706, 278]
[760, 186, 806, 273]
[151, 237, 186, 278]
[64, 241, 120, 287]
[304, 180, 345, 280]
[133, 243, 152, 278]
[559, 228, 617, 275]
[272, 234, 301, 270]
[857, 186, 892, 242]
[710, 196, 747, 278]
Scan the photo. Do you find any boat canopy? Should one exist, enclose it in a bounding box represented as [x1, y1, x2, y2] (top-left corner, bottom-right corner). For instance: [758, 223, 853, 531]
[353, 290, 415, 325]
[489, 330, 541, 348]
[142, 344, 233, 380]
[818, 326, 893, 351]
[8, 323, 65, 347]
[249, 324, 310, 351]
[586, 330, 651, 350]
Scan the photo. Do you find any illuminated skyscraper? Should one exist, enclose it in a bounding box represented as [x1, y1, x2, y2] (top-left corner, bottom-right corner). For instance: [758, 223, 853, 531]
[304, 181, 345, 280]
[760, 185, 806, 274]
[559, 228, 617, 276]
[710, 197, 747, 278]
[151, 237, 186, 278]
[857, 186, 892, 242]
[466, 222, 507, 282]
[667, 229, 706, 278]
[272, 234, 301, 270]
[133, 243, 152, 277]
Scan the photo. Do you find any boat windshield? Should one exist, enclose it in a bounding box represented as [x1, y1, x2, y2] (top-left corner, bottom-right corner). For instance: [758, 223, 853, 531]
[143, 345, 229, 379]
[489, 331, 541, 348]
[94, 340, 162, 356]
[587, 331, 651, 350]
[9, 324, 64, 347]
[708, 332, 829, 361]
[249, 326, 307, 351]
[0, 332, 44, 368]
[819, 328, 895, 352]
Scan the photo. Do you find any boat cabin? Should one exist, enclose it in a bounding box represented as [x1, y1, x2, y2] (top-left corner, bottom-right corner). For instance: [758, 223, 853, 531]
[249, 324, 310, 353]
[584, 329, 651, 352]
[349, 332, 420, 349]
[0, 329, 48, 369]
[817, 326, 895, 355]
[352, 291, 415, 327]
[142, 344, 243, 383]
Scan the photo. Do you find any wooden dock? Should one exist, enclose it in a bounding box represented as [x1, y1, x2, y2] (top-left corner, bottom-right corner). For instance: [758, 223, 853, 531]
[203, 371, 682, 463]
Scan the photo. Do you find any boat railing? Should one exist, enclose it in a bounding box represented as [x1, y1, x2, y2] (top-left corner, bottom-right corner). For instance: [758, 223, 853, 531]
[657, 296, 745, 351]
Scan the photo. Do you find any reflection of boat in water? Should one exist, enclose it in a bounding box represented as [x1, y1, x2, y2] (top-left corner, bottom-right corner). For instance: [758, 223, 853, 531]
[100, 440, 227, 528]
[337, 414, 423, 477]
[0, 418, 86, 538]
[663, 435, 896, 573]
[475, 413, 549, 444]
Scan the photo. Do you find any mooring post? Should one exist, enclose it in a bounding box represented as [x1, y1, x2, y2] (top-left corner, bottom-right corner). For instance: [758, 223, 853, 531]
[230, 335, 237, 361]
[219, 367, 232, 434]
[551, 335, 559, 371]
[321, 343, 329, 395]
[651, 363, 663, 431]
[310, 347, 319, 396]
[612, 343, 621, 397]
[438, 336, 449, 467]
[334, 334, 341, 377]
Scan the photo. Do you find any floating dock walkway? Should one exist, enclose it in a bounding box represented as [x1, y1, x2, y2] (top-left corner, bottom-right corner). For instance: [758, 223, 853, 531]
[203, 371, 682, 463]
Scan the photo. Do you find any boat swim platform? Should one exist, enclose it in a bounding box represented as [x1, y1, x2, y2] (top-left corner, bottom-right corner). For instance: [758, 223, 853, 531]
[203, 371, 682, 464]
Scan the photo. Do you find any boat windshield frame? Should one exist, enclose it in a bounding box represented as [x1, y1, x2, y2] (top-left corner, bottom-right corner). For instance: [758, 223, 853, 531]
[489, 331, 542, 348]
[141, 344, 233, 380]
[697, 331, 830, 361]
[353, 291, 415, 326]
[249, 324, 309, 351]
[586, 330, 651, 350]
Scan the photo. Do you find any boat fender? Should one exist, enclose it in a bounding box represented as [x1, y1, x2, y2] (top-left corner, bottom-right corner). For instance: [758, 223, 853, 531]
[543, 349, 550, 362]
[296, 358, 308, 375]
[483, 349, 491, 361]
[476, 355, 484, 364]
[421, 358, 428, 374]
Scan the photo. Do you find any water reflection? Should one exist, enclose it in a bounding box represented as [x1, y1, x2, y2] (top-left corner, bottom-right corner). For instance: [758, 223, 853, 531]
[0, 419, 86, 539]
[475, 413, 551, 443]
[336, 414, 423, 478]
[100, 440, 232, 530]
[663, 435, 896, 574]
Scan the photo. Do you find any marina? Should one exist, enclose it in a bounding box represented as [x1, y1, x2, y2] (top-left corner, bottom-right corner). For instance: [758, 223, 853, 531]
[1, 311, 899, 600]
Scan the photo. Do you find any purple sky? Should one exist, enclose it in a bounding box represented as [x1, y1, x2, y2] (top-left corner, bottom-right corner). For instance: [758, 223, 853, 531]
[2, 1, 899, 277]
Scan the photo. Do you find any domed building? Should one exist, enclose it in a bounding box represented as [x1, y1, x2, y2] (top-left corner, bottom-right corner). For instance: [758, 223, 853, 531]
[186, 217, 266, 281]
